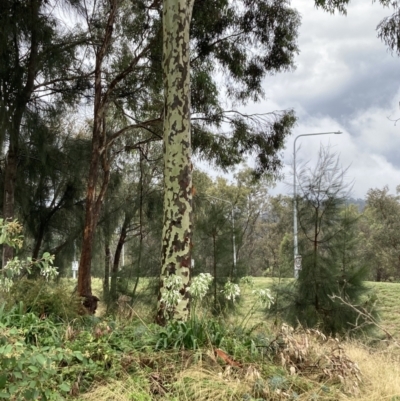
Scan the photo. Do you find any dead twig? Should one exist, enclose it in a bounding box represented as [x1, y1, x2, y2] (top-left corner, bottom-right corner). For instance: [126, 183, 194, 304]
[330, 294, 400, 347]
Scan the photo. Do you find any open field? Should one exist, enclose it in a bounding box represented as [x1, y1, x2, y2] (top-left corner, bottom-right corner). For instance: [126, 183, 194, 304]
[365, 281, 400, 340]
[110, 277, 400, 340]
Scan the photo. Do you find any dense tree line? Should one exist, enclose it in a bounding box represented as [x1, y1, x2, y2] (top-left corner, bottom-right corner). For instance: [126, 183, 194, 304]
[1, 0, 400, 325]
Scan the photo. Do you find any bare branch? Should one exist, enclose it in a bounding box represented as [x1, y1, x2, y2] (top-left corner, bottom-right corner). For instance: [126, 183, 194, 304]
[330, 294, 400, 346]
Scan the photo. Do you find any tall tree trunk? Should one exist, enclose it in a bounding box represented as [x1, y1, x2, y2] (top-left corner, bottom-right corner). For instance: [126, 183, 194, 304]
[110, 215, 129, 302]
[77, 140, 111, 298]
[213, 234, 217, 312]
[132, 149, 145, 298]
[77, 0, 117, 300]
[103, 243, 111, 302]
[32, 226, 45, 261]
[156, 0, 194, 325]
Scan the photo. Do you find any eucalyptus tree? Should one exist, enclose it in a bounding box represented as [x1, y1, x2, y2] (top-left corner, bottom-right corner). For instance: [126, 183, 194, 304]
[75, 0, 164, 303]
[155, 0, 195, 324]
[71, 0, 302, 312]
[76, 0, 358, 309]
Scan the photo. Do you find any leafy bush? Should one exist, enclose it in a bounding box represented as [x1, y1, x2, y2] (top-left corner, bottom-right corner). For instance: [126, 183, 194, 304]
[0, 219, 58, 293]
[0, 306, 75, 400]
[5, 279, 81, 322]
[0, 302, 62, 346]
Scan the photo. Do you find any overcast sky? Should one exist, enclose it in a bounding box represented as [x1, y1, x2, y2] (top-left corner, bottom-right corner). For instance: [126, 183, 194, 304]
[253, 0, 400, 199]
[197, 0, 400, 199]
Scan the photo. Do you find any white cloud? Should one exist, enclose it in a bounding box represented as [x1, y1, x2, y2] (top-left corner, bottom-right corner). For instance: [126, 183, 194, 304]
[260, 0, 399, 117]
[198, 0, 400, 200]
[257, 0, 400, 199]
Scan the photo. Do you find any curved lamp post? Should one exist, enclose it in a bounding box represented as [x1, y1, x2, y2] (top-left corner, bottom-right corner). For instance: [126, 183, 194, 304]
[293, 131, 342, 278]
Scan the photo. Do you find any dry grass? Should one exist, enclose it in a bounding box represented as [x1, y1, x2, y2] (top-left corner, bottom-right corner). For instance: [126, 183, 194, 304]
[73, 336, 400, 401]
[76, 278, 400, 400]
[76, 374, 152, 401]
[344, 342, 400, 400]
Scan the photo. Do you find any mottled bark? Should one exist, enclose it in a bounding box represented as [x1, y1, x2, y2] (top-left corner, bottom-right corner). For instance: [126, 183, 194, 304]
[156, 0, 194, 325]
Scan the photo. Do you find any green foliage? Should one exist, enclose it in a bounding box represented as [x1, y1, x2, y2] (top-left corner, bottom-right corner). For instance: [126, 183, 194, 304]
[6, 280, 82, 322]
[0, 279, 397, 400]
[17, 112, 90, 272]
[0, 339, 72, 400]
[188, 0, 301, 176]
[0, 303, 72, 400]
[360, 187, 400, 281]
[0, 302, 62, 347]
[154, 319, 225, 351]
[0, 219, 58, 292]
[275, 148, 372, 335]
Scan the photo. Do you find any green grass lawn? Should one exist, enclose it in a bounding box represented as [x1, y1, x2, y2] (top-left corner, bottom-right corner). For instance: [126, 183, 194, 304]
[365, 281, 400, 339]
[91, 276, 400, 341]
[227, 277, 400, 340]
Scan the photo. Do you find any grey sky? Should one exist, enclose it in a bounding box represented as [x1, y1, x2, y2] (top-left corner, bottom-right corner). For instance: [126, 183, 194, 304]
[243, 0, 400, 199]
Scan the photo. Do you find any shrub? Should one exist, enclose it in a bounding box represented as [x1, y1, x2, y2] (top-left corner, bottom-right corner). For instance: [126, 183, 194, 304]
[6, 279, 81, 322]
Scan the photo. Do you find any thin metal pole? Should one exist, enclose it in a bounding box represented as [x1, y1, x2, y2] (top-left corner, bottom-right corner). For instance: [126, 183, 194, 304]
[293, 131, 342, 279]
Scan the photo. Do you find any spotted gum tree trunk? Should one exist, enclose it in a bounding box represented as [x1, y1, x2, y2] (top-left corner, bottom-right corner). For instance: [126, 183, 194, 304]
[156, 0, 194, 325]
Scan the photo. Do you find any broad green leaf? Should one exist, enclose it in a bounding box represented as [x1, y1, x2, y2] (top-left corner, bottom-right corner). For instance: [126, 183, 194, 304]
[73, 351, 84, 361]
[59, 382, 70, 392]
[35, 354, 46, 366]
[0, 375, 6, 389]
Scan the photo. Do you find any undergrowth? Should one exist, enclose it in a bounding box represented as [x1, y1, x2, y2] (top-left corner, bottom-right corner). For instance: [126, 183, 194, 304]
[0, 276, 399, 400]
[0, 301, 381, 401]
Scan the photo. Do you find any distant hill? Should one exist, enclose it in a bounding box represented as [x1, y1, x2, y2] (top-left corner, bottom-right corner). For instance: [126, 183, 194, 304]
[347, 197, 366, 212]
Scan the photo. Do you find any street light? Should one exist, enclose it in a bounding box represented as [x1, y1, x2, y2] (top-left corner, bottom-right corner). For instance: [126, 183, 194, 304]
[293, 131, 342, 278]
[206, 195, 237, 273]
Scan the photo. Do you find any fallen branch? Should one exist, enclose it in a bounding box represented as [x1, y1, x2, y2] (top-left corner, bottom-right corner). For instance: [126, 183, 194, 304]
[330, 294, 400, 347]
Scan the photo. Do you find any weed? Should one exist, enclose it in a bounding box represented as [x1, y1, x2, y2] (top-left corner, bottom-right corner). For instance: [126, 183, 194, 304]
[154, 318, 225, 351]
